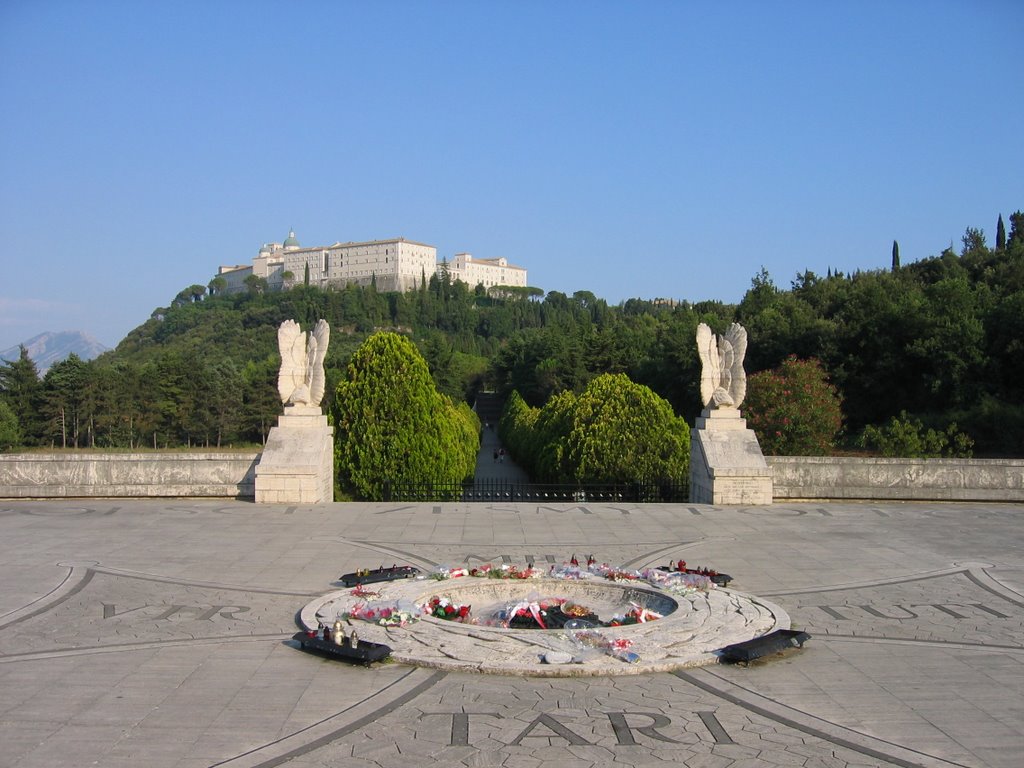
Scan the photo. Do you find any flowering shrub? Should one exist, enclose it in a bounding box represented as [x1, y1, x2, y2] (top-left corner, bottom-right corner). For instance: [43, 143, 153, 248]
[744, 356, 843, 455]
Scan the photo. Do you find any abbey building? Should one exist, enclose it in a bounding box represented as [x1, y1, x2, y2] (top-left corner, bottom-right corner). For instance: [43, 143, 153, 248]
[215, 231, 527, 294]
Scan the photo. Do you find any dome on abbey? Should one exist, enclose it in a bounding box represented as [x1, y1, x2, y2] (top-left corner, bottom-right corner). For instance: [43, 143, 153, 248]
[283, 230, 300, 249]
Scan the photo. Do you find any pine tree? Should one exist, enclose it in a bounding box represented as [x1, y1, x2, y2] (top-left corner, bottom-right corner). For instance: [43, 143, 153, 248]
[0, 346, 41, 444]
[40, 353, 88, 447]
[0, 399, 20, 451]
[1010, 211, 1024, 248]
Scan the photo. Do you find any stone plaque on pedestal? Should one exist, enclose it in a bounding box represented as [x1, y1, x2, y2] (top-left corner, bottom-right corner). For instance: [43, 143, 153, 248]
[255, 405, 334, 504]
[689, 407, 773, 505]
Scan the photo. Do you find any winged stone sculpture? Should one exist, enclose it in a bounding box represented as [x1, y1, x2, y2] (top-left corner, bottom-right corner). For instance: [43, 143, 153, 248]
[277, 319, 330, 407]
[696, 322, 748, 409]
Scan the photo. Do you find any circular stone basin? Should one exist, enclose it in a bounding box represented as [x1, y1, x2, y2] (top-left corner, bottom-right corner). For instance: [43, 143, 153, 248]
[300, 575, 790, 677]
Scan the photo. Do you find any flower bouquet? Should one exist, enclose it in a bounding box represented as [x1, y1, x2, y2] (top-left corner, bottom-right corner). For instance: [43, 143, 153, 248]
[480, 595, 563, 629]
[606, 602, 662, 627]
[429, 566, 470, 581]
[484, 564, 545, 579]
[598, 566, 642, 582]
[642, 568, 713, 594]
[565, 624, 640, 663]
[345, 599, 421, 627]
[424, 595, 472, 622]
[548, 564, 595, 580]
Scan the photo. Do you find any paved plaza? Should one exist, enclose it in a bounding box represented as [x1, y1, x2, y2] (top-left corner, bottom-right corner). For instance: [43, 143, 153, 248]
[0, 498, 1022, 768]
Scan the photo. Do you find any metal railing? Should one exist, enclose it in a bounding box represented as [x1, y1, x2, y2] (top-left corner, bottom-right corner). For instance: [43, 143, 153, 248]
[382, 478, 689, 503]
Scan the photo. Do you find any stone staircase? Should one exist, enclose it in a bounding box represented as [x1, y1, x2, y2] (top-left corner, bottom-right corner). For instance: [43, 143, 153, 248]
[472, 391, 505, 428]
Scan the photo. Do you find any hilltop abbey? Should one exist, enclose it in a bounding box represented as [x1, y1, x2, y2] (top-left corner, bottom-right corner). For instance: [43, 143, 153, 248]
[215, 230, 527, 295]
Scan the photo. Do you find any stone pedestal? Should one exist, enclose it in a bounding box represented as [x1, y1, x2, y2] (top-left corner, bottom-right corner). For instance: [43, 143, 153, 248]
[255, 405, 334, 504]
[689, 407, 773, 505]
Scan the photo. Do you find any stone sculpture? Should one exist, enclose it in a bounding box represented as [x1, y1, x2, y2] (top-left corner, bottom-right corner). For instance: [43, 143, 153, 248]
[696, 322, 748, 409]
[277, 319, 330, 407]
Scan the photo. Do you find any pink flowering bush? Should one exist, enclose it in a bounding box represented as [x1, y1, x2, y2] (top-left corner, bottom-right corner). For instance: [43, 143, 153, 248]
[744, 356, 842, 455]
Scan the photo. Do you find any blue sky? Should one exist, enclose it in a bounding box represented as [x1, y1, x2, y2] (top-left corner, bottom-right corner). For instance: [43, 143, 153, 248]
[1, 1, 1021, 351]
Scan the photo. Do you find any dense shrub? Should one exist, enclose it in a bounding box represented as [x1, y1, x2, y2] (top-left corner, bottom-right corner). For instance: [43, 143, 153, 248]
[858, 411, 974, 458]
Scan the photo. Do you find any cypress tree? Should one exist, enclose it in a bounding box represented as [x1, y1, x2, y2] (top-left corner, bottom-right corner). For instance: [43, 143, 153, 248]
[996, 214, 1006, 251]
[566, 374, 689, 484]
[891, 240, 900, 271]
[331, 332, 478, 500]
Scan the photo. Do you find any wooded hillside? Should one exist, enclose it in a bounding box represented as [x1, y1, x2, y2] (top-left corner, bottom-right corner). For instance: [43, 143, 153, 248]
[2, 211, 1021, 455]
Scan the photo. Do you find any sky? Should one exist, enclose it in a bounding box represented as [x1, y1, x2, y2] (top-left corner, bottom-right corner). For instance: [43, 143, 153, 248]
[1, 1, 1021, 351]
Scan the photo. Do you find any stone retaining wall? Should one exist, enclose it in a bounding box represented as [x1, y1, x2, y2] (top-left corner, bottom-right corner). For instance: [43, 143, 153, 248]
[3, 452, 1022, 502]
[0, 452, 259, 499]
[767, 456, 1024, 501]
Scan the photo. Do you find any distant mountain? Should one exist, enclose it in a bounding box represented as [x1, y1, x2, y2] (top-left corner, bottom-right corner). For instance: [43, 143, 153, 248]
[0, 331, 110, 374]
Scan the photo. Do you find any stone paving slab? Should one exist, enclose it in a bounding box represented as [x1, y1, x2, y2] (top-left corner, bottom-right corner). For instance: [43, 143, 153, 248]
[0, 500, 1022, 767]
